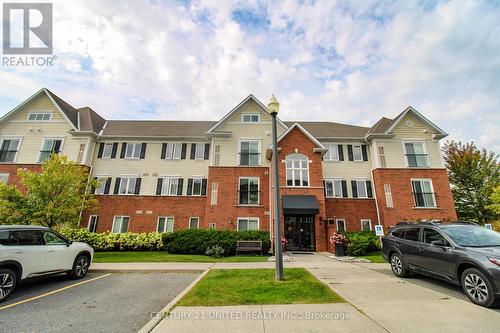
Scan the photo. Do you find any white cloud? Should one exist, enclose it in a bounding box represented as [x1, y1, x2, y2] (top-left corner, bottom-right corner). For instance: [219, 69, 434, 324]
[0, 0, 498, 152]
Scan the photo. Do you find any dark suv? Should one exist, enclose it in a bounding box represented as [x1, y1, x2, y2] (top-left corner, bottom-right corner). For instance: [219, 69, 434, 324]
[382, 222, 500, 307]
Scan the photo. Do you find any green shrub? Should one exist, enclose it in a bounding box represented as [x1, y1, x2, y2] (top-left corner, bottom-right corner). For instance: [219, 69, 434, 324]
[206, 245, 225, 258]
[344, 231, 380, 256]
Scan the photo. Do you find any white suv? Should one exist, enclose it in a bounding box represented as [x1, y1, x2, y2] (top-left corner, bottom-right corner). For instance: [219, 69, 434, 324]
[0, 225, 94, 302]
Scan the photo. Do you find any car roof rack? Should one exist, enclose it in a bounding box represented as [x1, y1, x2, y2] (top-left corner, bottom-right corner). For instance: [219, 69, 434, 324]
[396, 221, 441, 226]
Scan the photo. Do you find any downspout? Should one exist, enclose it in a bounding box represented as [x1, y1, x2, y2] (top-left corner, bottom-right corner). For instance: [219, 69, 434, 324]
[366, 138, 382, 226]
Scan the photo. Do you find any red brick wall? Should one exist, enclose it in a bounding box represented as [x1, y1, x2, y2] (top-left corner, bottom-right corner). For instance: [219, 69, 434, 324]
[81, 195, 207, 233]
[204, 166, 270, 231]
[0, 164, 42, 189]
[372, 168, 457, 227]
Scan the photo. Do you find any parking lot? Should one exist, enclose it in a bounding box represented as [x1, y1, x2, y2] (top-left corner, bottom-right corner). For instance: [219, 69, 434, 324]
[0, 272, 200, 333]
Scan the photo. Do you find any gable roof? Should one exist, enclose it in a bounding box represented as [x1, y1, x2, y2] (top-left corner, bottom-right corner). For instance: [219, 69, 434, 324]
[77, 107, 107, 133]
[276, 122, 327, 149]
[44, 89, 79, 129]
[285, 121, 370, 139]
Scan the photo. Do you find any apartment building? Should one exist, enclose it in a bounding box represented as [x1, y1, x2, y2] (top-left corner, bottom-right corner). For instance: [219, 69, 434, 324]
[0, 88, 457, 252]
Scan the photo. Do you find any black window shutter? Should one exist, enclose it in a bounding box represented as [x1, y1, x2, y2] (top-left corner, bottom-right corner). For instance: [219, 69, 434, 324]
[190, 143, 196, 159]
[204, 144, 210, 160]
[134, 178, 142, 195]
[323, 180, 327, 197]
[347, 145, 354, 161]
[120, 143, 127, 158]
[201, 179, 207, 196]
[177, 178, 184, 195]
[97, 143, 104, 158]
[53, 140, 62, 153]
[161, 143, 168, 159]
[338, 145, 344, 161]
[187, 178, 193, 195]
[104, 177, 112, 194]
[156, 178, 163, 195]
[367, 180, 373, 198]
[91, 177, 98, 193]
[114, 178, 121, 194]
[140, 143, 147, 159]
[181, 143, 187, 159]
[111, 143, 118, 158]
[351, 180, 358, 198]
[341, 180, 348, 198]
[362, 145, 368, 161]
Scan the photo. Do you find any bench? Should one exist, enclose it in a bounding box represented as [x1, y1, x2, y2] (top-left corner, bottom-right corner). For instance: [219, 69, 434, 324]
[236, 240, 263, 255]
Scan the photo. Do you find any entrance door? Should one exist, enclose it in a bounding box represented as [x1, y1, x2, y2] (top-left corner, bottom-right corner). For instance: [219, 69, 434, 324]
[284, 216, 315, 251]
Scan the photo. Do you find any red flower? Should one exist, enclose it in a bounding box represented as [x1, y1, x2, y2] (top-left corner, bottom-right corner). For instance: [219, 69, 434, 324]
[329, 233, 347, 245]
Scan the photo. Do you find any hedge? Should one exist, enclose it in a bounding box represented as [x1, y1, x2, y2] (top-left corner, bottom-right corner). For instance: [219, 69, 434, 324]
[60, 227, 271, 255]
[344, 231, 380, 256]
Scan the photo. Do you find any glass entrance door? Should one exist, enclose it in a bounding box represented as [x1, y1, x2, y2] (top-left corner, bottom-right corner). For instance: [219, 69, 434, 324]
[284, 216, 315, 251]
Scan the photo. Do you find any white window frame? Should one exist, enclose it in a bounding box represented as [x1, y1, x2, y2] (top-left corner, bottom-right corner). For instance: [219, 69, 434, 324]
[336, 218, 346, 232]
[378, 146, 386, 168]
[118, 176, 137, 195]
[0, 136, 23, 163]
[324, 144, 339, 161]
[94, 176, 108, 195]
[324, 179, 343, 198]
[0, 173, 9, 184]
[241, 113, 260, 123]
[125, 143, 142, 159]
[353, 145, 363, 161]
[190, 177, 203, 196]
[355, 179, 368, 198]
[112, 216, 130, 233]
[411, 178, 437, 208]
[238, 177, 260, 206]
[27, 112, 52, 121]
[402, 140, 430, 168]
[208, 223, 216, 230]
[165, 142, 183, 160]
[157, 216, 174, 233]
[238, 139, 261, 166]
[211, 181, 218, 205]
[384, 184, 394, 208]
[237, 217, 260, 231]
[360, 219, 372, 231]
[285, 154, 310, 187]
[88, 215, 99, 232]
[159, 176, 181, 196]
[189, 217, 199, 229]
[194, 143, 205, 160]
[101, 143, 113, 159]
[37, 137, 64, 163]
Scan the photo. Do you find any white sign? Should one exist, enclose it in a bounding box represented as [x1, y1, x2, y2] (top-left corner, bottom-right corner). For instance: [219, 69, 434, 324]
[374, 224, 384, 236]
[484, 224, 492, 230]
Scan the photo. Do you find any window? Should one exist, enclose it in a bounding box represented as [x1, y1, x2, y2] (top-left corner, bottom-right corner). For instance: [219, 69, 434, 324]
[164, 143, 183, 159]
[422, 228, 449, 246]
[404, 142, 429, 167]
[336, 219, 346, 232]
[43, 231, 67, 245]
[211, 182, 218, 205]
[352, 180, 369, 198]
[213, 145, 220, 166]
[157, 217, 174, 233]
[239, 177, 259, 205]
[10, 230, 44, 246]
[392, 228, 405, 238]
[125, 143, 142, 159]
[237, 218, 259, 231]
[412, 179, 436, 208]
[88, 216, 99, 232]
[0, 173, 9, 184]
[38, 138, 62, 163]
[361, 219, 372, 231]
[0, 231, 9, 245]
[77, 143, 86, 163]
[158, 177, 182, 196]
[209, 223, 216, 230]
[0, 138, 21, 162]
[112, 216, 130, 233]
[403, 227, 420, 242]
[384, 184, 394, 208]
[27, 113, 52, 121]
[242, 114, 260, 123]
[324, 144, 339, 161]
[378, 146, 386, 168]
[102, 143, 113, 158]
[188, 178, 204, 196]
[285, 153, 309, 187]
[239, 140, 260, 166]
[94, 177, 109, 195]
[194, 143, 204, 160]
[189, 217, 199, 229]
[353, 145, 363, 161]
[324, 179, 345, 198]
[118, 177, 138, 195]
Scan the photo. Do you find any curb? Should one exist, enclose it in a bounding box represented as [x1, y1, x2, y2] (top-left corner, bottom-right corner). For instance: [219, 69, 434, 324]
[89, 268, 206, 274]
[137, 267, 212, 333]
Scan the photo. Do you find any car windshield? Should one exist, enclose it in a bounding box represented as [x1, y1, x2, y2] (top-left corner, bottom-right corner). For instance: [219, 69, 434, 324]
[442, 226, 500, 247]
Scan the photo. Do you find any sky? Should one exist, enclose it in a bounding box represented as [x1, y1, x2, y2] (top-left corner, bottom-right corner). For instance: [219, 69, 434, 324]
[1, 0, 499, 152]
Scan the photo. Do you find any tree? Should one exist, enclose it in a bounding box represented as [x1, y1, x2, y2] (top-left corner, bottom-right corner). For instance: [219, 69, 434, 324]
[488, 185, 500, 215]
[442, 141, 499, 224]
[0, 154, 98, 228]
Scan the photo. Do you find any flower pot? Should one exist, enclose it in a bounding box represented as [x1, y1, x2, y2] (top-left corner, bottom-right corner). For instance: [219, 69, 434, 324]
[334, 244, 345, 257]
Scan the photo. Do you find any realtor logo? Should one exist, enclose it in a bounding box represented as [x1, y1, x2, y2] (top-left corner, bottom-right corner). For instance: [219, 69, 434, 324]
[2, 3, 53, 54]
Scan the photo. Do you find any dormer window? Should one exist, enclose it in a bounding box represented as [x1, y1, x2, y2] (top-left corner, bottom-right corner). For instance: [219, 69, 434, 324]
[242, 113, 260, 123]
[27, 113, 52, 121]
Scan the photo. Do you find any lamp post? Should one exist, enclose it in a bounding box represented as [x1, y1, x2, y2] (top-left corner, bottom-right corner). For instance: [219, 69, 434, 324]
[268, 95, 284, 281]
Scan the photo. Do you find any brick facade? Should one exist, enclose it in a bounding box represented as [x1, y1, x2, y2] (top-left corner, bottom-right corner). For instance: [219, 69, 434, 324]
[0, 164, 42, 189]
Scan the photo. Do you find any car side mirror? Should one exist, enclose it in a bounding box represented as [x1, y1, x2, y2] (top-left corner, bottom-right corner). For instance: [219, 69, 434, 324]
[431, 240, 446, 247]
[66, 241, 73, 247]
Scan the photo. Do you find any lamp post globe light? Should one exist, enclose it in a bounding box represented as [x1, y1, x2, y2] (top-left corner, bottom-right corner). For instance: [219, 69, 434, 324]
[268, 95, 284, 281]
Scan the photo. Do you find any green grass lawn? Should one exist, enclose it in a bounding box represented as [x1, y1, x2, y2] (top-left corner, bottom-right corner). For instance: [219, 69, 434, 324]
[177, 268, 345, 306]
[359, 251, 385, 263]
[93, 251, 269, 263]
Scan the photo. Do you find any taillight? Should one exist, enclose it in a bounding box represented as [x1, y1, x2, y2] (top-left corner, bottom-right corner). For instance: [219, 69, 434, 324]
[488, 257, 500, 267]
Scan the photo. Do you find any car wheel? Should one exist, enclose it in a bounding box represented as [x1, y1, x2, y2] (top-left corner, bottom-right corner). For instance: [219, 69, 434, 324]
[68, 255, 90, 280]
[461, 268, 496, 308]
[390, 253, 408, 277]
[0, 268, 17, 303]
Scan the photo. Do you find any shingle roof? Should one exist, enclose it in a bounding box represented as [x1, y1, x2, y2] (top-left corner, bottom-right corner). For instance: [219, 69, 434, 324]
[366, 117, 394, 135]
[45, 89, 80, 129]
[101, 120, 218, 137]
[77, 107, 106, 133]
[284, 121, 370, 138]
